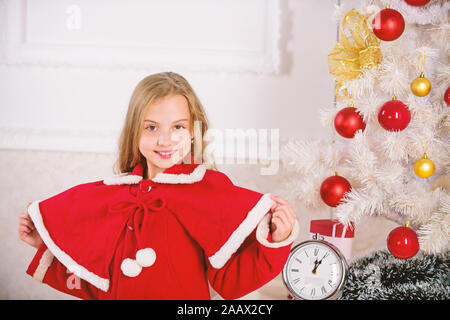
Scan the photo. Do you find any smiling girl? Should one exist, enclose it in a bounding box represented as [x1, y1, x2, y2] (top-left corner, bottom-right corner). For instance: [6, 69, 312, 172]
[19, 72, 299, 300]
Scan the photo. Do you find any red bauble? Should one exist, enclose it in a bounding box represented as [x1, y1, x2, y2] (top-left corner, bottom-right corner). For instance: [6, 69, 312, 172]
[378, 99, 411, 131]
[372, 8, 405, 41]
[404, 0, 431, 6]
[334, 107, 366, 138]
[445, 87, 450, 106]
[387, 226, 420, 259]
[320, 175, 352, 207]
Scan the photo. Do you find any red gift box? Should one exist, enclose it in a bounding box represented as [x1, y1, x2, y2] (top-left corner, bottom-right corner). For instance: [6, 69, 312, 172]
[310, 219, 355, 238]
[309, 219, 355, 261]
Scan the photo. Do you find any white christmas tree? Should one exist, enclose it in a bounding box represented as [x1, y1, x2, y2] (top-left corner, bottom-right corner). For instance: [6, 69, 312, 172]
[280, 0, 449, 256]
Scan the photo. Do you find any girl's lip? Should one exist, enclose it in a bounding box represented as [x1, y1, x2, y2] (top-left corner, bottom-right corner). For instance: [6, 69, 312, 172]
[154, 150, 176, 159]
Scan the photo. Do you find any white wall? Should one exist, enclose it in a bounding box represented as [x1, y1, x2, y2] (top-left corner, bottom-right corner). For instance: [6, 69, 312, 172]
[0, 0, 395, 299]
[0, 0, 338, 153]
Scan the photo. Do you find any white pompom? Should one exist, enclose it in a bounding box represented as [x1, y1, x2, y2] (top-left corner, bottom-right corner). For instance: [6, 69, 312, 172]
[120, 258, 142, 277]
[136, 248, 156, 267]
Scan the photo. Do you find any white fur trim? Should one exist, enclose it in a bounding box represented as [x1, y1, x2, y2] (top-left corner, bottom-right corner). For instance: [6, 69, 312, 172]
[103, 173, 142, 185]
[135, 248, 156, 267]
[120, 258, 142, 277]
[102, 164, 207, 185]
[32, 249, 54, 282]
[256, 213, 299, 248]
[208, 193, 275, 269]
[152, 164, 207, 184]
[27, 200, 110, 292]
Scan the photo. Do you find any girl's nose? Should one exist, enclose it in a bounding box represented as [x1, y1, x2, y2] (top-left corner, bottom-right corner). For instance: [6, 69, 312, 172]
[157, 130, 178, 146]
[157, 133, 172, 146]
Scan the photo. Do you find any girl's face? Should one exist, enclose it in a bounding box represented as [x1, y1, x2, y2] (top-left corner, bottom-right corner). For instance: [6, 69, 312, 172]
[139, 94, 193, 179]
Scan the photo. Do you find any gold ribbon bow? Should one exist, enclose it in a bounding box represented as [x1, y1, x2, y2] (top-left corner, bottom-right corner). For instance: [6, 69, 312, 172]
[328, 9, 382, 102]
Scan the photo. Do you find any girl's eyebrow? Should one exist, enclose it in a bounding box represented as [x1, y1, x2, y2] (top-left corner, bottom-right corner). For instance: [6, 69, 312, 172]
[144, 118, 189, 124]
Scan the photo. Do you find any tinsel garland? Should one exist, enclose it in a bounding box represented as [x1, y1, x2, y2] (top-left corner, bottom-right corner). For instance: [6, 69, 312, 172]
[341, 250, 450, 300]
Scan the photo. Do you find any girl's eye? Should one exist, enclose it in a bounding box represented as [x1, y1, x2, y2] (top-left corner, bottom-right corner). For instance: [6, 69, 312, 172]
[146, 125, 157, 131]
[174, 125, 185, 130]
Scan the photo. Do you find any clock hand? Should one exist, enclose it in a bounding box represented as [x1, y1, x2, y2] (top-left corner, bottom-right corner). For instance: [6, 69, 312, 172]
[312, 259, 319, 274]
[312, 255, 327, 274]
[316, 253, 328, 266]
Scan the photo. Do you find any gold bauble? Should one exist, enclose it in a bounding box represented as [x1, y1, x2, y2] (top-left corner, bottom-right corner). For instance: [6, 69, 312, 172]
[411, 73, 431, 97]
[414, 153, 435, 178]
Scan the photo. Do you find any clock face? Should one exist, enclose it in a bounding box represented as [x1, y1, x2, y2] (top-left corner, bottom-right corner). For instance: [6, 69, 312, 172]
[283, 241, 345, 300]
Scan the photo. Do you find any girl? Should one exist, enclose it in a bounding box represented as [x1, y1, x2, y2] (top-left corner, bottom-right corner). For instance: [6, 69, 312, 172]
[18, 72, 299, 300]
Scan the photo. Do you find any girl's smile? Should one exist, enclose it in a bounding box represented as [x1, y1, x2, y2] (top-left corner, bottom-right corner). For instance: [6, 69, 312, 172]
[154, 149, 177, 159]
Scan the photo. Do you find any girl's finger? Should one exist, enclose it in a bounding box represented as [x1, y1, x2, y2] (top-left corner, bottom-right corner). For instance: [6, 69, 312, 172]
[272, 212, 288, 231]
[283, 207, 296, 225]
[270, 196, 296, 218]
[25, 220, 35, 230]
[271, 217, 289, 238]
[19, 216, 35, 229]
[20, 213, 31, 222]
[274, 205, 295, 226]
[25, 213, 35, 223]
[270, 202, 278, 212]
[274, 210, 295, 232]
[270, 195, 289, 206]
[19, 216, 28, 224]
[282, 203, 296, 223]
[19, 224, 32, 234]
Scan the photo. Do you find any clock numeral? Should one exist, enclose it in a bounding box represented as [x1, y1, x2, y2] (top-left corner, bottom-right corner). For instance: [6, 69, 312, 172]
[314, 248, 319, 256]
[310, 288, 315, 296]
[304, 250, 309, 258]
[295, 258, 302, 264]
[321, 286, 327, 294]
[322, 252, 330, 260]
[293, 278, 300, 284]
[328, 279, 333, 287]
[291, 268, 299, 272]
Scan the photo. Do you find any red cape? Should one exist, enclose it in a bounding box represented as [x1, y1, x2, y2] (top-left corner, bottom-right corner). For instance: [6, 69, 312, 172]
[27, 162, 276, 292]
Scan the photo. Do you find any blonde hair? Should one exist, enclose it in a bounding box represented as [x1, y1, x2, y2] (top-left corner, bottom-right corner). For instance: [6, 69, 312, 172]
[113, 72, 215, 175]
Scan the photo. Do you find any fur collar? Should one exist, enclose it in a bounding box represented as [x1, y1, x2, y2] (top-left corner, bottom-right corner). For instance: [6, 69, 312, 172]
[103, 161, 207, 185]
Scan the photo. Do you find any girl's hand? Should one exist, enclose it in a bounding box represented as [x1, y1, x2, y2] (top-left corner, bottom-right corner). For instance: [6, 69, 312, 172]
[18, 202, 43, 249]
[269, 195, 297, 243]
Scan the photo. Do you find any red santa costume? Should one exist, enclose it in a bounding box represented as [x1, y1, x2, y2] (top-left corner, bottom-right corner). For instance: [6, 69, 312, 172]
[26, 161, 299, 299]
